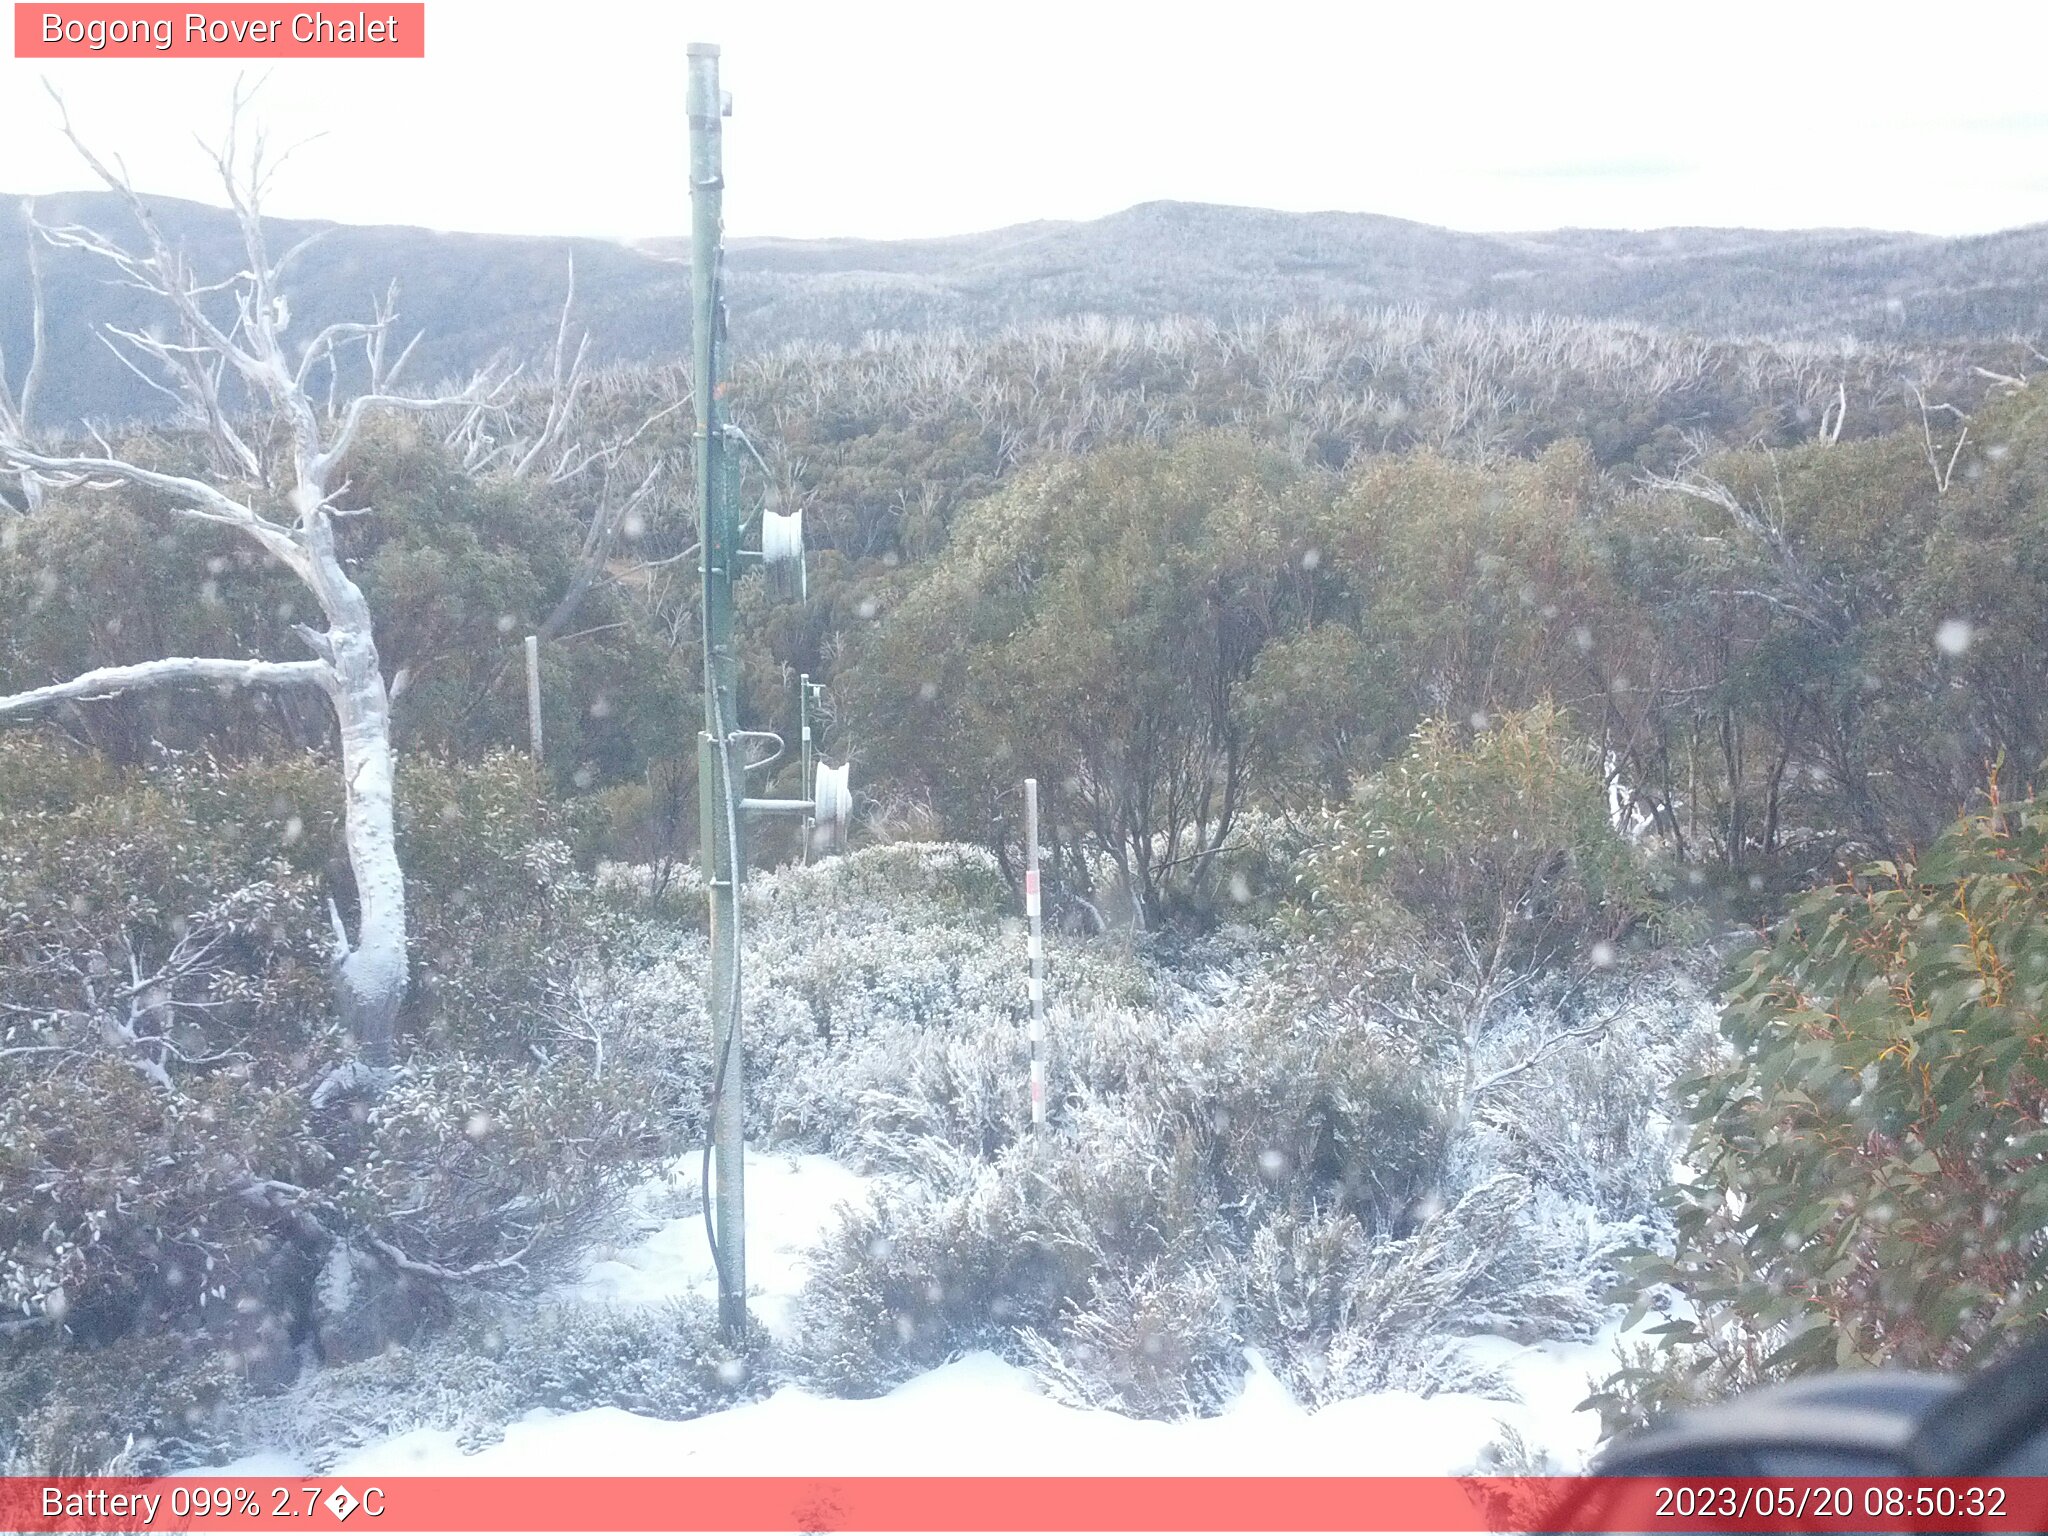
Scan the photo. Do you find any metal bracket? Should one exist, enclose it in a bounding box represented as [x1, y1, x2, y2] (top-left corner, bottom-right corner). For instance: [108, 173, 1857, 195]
[740, 796, 814, 817]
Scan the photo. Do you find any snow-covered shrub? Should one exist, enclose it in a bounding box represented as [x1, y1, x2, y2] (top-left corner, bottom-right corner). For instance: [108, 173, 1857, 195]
[790, 1154, 1080, 1395]
[577, 842, 1159, 1162]
[1457, 1185, 1634, 1345]
[202, 1297, 769, 1469]
[1240, 1184, 1520, 1405]
[841, 1010, 1038, 1169]
[793, 1100, 1227, 1395]
[773, 837, 1697, 1415]
[210, 1330, 523, 1469]
[331, 1052, 660, 1289]
[0, 742, 337, 1353]
[494, 1299, 768, 1420]
[1019, 1261, 1242, 1419]
[580, 833, 1706, 1422]
[0, 740, 673, 1396]
[1031, 1093, 1231, 1275]
[1138, 995, 1442, 1238]
[1471, 969, 1714, 1222]
[0, 1334, 243, 1475]
[549, 918, 714, 1142]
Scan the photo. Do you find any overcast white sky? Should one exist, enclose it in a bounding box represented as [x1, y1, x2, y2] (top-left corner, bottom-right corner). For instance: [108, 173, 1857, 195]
[6, 0, 2048, 241]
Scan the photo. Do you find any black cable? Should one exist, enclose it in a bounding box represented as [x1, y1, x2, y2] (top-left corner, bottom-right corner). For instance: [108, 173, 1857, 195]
[700, 684, 743, 1317]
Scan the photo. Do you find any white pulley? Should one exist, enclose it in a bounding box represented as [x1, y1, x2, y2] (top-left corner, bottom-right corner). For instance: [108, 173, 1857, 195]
[761, 506, 806, 602]
[811, 760, 851, 855]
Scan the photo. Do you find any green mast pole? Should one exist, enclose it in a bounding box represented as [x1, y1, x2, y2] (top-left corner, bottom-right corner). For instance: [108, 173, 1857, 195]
[689, 40, 746, 1341]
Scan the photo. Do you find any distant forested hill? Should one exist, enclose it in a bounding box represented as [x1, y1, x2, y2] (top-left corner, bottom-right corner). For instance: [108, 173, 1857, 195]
[5, 191, 2048, 424]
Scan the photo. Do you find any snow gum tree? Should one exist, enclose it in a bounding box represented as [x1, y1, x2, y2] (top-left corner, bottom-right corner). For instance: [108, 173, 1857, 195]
[859, 433, 1311, 929]
[0, 96, 490, 1086]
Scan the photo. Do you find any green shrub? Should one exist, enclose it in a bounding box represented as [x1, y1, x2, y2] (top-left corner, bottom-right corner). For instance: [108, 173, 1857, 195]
[1617, 786, 2048, 1416]
[1309, 704, 1657, 978]
[397, 750, 598, 1059]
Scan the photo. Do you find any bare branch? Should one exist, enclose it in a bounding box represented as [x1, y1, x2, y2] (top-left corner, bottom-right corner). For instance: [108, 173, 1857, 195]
[16, 205, 46, 433]
[537, 458, 663, 642]
[1817, 377, 1846, 445]
[511, 259, 590, 480]
[42, 86, 273, 388]
[1907, 381, 1969, 496]
[0, 200, 50, 511]
[293, 320, 377, 392]
[0, 656, 331, 718]
[0, 446, 307, 571]
[368, 1233, 533, 1283]
[315, 384, 492, 484]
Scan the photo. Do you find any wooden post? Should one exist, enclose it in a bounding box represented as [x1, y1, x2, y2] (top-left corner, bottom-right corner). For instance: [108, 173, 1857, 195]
[523, 634, 544, 767]
[1024, 777, 1046, 1142]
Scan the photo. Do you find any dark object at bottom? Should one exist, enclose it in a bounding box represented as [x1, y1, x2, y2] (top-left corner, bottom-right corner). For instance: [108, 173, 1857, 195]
[1595, 1332, 2048, 1478]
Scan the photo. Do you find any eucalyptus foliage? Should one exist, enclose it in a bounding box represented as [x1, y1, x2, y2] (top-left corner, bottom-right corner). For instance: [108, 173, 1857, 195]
[1604, 787, 2048, 1429]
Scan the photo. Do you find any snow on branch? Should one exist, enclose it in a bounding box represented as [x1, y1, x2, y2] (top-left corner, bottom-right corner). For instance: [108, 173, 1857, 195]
[0, 656, 331, 719]
[368, 1233, 534, 1283]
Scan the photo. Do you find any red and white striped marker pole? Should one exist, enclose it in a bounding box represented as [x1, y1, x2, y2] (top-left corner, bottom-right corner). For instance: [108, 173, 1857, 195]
[1023, 777, 1046, 1142]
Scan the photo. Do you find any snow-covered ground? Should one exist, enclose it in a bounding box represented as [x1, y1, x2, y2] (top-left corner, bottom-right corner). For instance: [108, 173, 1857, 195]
[200, 1151, 1629, 1480]
[550, 1151, 873, 1341]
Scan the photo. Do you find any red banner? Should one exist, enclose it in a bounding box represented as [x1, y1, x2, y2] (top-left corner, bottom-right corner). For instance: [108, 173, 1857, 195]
[6, 1476, 2048, 1532]
[13, 5, 425, 58]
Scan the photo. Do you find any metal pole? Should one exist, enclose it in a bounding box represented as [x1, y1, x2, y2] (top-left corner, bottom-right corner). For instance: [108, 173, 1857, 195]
[690, 40, 746, 1341]
[1024, 777, 1046, 1142]
[523, 634, 543, 767]
[799, 673, 814, 864]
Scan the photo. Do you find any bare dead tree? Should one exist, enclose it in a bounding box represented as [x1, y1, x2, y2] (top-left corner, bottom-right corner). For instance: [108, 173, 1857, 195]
[0, 89, 496, 1094]
[1907, 380, 1969, 495]
[1816, 377, 1847, 445]
[0, 197, 48, 513]
[1642, 457, 1846, 636]
[441, 269, 684, 717]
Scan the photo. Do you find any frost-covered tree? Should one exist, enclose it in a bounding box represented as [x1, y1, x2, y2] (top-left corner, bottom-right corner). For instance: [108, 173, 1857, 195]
[0, 95, 490, 1087]
[1306, 705, 1659, 1197]
[0, 197, 48, 514]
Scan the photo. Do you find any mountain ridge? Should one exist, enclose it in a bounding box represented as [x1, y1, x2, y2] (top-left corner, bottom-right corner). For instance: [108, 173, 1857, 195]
[6, 192, 2045, 425]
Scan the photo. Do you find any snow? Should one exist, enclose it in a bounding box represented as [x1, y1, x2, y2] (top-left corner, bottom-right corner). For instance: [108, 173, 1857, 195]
[197, 1152, 1631, 1482]
[551, 1149, 871, 1340]
[225, 1348, 1579, 1480]
[211, 1341, 1620, 1481]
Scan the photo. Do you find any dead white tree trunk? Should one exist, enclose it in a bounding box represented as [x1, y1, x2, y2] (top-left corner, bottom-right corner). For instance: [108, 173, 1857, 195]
[0, 197, 48, 513]
[0, 90, 493, 1085]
